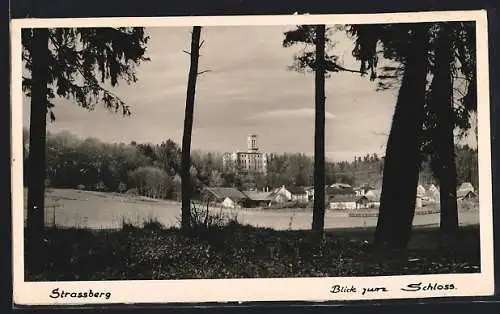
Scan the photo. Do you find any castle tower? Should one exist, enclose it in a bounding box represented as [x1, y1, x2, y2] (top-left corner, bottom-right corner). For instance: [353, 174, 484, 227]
[247, 134, 258, 152]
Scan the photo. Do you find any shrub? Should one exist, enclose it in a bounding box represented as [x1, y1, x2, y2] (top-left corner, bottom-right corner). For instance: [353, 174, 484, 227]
[121, 217, 138, 232]
[125, 188, 139, 195]
[118, 182, 128, 193]
[142, 217, 165, 231]
[189, 200, 240, 236]
[95, 181, 107, 192]
[190, 201, 227, 230]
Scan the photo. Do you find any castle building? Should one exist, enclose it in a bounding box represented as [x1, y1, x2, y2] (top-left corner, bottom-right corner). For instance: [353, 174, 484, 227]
[223, 135, 268, 174]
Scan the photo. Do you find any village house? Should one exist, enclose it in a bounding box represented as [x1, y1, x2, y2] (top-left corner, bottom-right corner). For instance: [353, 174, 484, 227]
[416, 184, 426, 198]
[414, 184, 439, 207]
[329, 195, 370, 210]
[269, 185, 292, 203]
[364, 189, 381, 208]
[304, 186, 314, 200]
[354, 184, 375, 196]
[363, 187, 424, 209]
[425, 184, 440, 203]
[200, 187, 249, 209]
[288, 186, 309, 203]
[457, 182, 477, 201]
[458, 190, 477, 201]
[326, 183, 355, 201]
[458, 182, 475, 194]
[355, 195, 371, 209]
[329, 183, 356, 195]
[243, 191, 273, 208]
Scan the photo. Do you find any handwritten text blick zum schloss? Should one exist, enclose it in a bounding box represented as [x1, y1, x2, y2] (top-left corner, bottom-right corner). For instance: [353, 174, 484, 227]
[330, 282, 457, 295]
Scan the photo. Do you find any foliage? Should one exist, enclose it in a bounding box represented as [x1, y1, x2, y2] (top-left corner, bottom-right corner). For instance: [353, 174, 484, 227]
[345, 22, 477, 137]
[22, 27, 150, 120]
[345, 22, 477, 245]
[142, 217, 165, 231]
[23, 129, 479, 198]
[283, 25, 361, 76]
[25, 225, 480, 281]
[121, 217, 139, 232]
[189, 200, 239, 236]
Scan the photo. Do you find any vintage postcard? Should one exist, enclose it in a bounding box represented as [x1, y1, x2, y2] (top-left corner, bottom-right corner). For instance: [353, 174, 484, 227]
[11, 10, 494, 306]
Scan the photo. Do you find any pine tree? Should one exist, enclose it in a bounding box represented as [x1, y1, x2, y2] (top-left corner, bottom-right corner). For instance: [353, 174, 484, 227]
[22, 27, 149, 258]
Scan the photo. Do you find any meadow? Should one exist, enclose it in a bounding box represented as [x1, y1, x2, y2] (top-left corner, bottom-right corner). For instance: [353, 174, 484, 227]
[22, 188, 480, 231]
[22, 188, 481, 280]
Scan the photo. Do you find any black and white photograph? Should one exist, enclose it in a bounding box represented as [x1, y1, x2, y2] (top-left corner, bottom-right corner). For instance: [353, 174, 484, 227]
[11, 11, 494, 305]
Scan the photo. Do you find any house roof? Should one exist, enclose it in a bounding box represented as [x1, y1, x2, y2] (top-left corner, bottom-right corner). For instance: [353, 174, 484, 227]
[365, 189, 381, 202]
[457, 190, 477, 199]
[458, 182, 475, 192]
[330, 183, 353, 189]
[243, 191, 272, 201]
[330, 194, 365, 203]
[288, 186, 307, 195]
[355, 184, 375, 190]
[203, 187, 248, 201]
[326, 185, 356, 196]
[269, 186, 289, 197]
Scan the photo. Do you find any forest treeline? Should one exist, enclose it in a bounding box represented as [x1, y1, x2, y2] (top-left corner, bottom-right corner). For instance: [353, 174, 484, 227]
[22, 129, 479, 200]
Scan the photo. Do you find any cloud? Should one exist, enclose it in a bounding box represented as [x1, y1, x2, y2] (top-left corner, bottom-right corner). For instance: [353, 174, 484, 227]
[22, 26, 398, 164]
[248, 108, 337, 121]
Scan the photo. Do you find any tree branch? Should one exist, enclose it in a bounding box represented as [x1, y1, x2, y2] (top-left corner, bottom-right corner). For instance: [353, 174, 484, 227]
[332, 63, 367, 75]
[197, 69, 212, 76]
[199, 40, 205, 49]
[48, 33, 130, 113]
[182, 50, 191, 55]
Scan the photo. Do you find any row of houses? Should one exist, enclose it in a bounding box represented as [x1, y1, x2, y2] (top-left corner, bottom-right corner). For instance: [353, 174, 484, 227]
[197, 182, 478, 210]
[198, 184, 375, 210]
[326, 182, 478, 210]
[198, 185, 310, 209]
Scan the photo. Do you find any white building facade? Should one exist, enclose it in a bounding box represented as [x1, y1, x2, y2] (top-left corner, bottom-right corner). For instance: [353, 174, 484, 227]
[223, 134, 268, 174]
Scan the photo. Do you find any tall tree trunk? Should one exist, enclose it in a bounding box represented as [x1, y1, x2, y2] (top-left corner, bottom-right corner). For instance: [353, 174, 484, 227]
[432, 23, 459, 241]
[374, 24, 429, 249]
[181, 26, 201, 232]
[311, 25, 326, 234]
[26, 28, 49, 253]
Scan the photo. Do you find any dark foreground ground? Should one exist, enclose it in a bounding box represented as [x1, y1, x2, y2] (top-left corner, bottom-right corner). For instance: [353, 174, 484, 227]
[25, 221, 480, 281]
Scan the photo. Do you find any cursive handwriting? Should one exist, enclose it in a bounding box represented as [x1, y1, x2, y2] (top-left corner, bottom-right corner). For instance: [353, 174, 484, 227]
[50, 288, 111, 300]
[361, 287, 388, 295]
[330, 285, 388, 295]
[330, 285, 357, 293]
[401, 282, 456, 292]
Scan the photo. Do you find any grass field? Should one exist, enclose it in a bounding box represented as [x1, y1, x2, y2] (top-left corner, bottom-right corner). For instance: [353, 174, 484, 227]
[21, 188, 480, 231]
[22, 188, 481, 281]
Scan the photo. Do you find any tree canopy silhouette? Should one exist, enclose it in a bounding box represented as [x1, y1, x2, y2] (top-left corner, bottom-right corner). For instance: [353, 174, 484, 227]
[283, 25, 367, 234]
[22, 27, 150, 261]
[346, 22, 477, 248]
[22, 28, 150, 119]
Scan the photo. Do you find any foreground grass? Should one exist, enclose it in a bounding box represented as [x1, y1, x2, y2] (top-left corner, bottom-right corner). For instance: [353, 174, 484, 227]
[25, 223, 480, 281]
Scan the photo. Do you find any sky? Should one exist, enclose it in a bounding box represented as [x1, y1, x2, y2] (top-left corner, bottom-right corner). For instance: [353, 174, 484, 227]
[21, 25, 475, 161]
